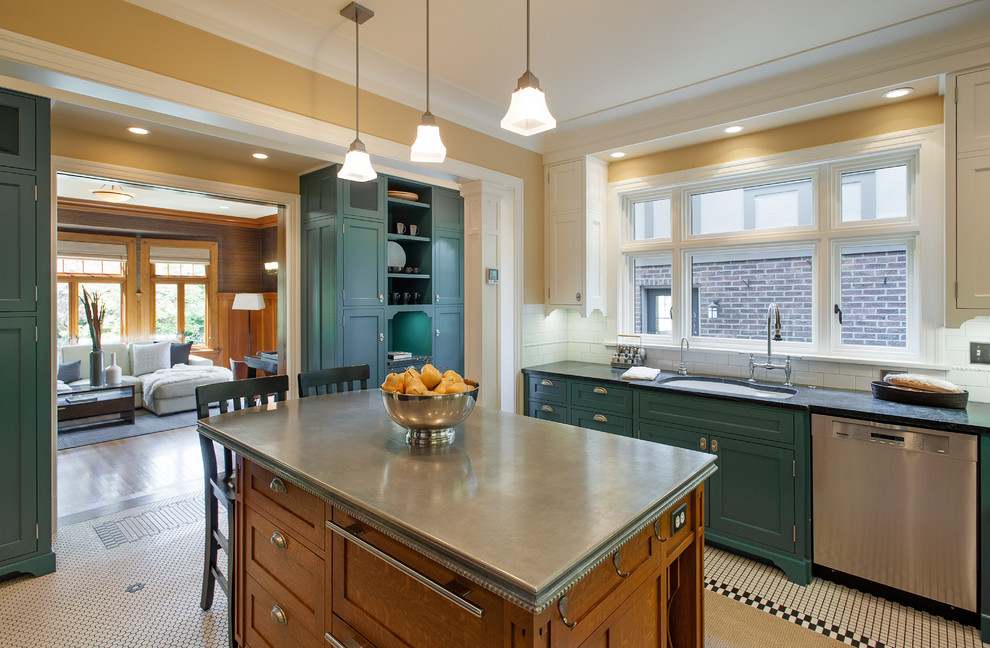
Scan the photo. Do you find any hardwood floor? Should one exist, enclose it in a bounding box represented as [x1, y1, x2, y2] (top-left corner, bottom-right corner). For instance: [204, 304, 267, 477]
[57, 425, 204, 526]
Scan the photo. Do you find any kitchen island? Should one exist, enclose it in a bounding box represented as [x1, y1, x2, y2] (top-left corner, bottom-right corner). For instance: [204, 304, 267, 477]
[198, 389, 717, 648]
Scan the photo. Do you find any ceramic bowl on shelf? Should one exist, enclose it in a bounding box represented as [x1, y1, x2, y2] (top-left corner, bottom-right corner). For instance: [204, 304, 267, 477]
[404, 266, 414, 273]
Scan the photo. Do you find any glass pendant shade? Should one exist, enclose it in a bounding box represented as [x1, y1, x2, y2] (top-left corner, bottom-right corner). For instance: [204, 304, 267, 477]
[501, 73, 556, 136]
[410, 112, 446, 163]
[338, 139, 377, 182]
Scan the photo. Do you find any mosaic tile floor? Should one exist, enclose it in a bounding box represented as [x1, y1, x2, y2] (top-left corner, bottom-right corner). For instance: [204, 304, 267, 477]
[705, 545, 989, 648]
[0, 492, 226, 648]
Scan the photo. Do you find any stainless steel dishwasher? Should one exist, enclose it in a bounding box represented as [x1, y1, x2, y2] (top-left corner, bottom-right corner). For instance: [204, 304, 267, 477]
[812, 414, 978, 613]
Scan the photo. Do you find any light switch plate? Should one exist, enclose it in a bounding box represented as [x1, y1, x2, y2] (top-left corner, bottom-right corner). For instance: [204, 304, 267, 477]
[970, 342, 990, 364]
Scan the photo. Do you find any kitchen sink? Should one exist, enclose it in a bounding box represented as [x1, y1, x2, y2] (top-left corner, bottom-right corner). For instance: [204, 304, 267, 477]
[656, 376, 797, 399]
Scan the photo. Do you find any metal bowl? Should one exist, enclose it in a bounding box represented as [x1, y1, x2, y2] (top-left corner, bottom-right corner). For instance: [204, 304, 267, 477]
[380, 382, 479, 445]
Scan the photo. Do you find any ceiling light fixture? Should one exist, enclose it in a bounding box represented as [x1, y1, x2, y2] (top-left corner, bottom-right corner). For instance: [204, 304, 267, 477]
[882, 87, 914, 99]
[338, 2, 377, 182]
[127, 127, 149, 135]
[610, 152, 626, 158]
[410, 0, 446, 163]
[723, 125, 744, 134]
[500, 0, 555, 136]
[252, 153, 269, 159]
[90, 184, 135, 203]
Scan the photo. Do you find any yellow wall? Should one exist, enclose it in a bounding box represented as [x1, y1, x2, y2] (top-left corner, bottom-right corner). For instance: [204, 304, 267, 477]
[608, 95, 944, 183]
[3, 0, 546, 302]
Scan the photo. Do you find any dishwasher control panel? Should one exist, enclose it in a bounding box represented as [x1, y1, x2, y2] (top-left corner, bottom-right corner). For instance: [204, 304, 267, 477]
[831, 420, 950, 454]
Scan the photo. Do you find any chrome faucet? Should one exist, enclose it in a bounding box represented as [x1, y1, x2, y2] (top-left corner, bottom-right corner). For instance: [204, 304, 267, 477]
[748, 303, 792, 386]
[678, 338, 690, 375]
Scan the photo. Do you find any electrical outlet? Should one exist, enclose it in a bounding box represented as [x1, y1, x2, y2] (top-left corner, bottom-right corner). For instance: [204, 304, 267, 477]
[671, 503, 688, 534]
[970, 342, 990, 364]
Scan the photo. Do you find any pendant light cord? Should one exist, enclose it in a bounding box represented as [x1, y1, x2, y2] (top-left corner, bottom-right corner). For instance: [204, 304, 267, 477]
[355, 13, 360, 139]
[526, 0, 531, 73]
[425, 0, 430, 112]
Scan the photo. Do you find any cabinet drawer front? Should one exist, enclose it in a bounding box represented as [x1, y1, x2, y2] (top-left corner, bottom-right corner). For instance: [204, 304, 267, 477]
[244, 505, 324, 630]
[329, 510, 499, 648]
[527, 374, 567, 404]
[243, 573, 322, 648]
[244, 461, 327, 549]
[571, 408, 634, 437]
[526, 399, 568, 424]
[570, 381, 633, 414]
[639, 391, 797, 445]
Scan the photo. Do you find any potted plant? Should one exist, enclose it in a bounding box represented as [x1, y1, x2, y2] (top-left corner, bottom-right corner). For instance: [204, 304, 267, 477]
[81, 287, 106, 386]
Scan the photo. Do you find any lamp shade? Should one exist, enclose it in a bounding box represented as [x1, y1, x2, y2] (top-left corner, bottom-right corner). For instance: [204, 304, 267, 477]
[232, 293, 266, 311]
[500, 81, 556, 136]
[410, 114, 446, 163]
[90, 184, 135, 203]
[338, 140, 377, 182]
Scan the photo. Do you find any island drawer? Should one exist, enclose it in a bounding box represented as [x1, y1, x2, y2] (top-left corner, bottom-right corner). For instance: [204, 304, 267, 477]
[571, 408, 634, 437]
[570, 380, 633, 414]
[527, 374, 568, 404]
[328, 509, 501, 648]
[527, 399, 568, 424]
[243, 505, 324, 623]
[243, 573, 322, 648]
[243, 460, 327, 548]
[639, 390, 797, 445]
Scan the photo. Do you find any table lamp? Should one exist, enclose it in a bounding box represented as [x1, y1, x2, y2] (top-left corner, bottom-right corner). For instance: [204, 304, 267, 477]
[232, 293, 266, 358]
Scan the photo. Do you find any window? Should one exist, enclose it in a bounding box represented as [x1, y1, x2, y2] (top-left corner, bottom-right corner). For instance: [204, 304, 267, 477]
[617, 133, 932, 362]
[56, 248, 126, 346]
[150, 259, 209, 344]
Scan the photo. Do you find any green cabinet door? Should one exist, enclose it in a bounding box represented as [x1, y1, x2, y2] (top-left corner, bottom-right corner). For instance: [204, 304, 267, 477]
[0, 316, 37, 565]
[433, 306, 464, 375]
[0, 91, 37, 171]
[341, 308, 384, 388]
[301, 217, 336, 371]
[707, 436, 795, 554]
[570, 408, 634, 437]
[433, 187, 463, 229]
[433, 229, 463, 305]
[341, 217, 385, 308]
[0, 171, 36, 313]
[342, 176, 384, 219]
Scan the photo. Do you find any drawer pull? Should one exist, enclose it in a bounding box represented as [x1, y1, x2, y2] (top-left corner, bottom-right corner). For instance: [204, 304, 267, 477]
[699, 437, 707, 451]
[270, 531, 287, 550]
[325, 634, 366, 648]
[711, 439, 719, 453]
[270, 604, 287, 625]
[269, 477, 287, 494]
[558, 595, 576, 628]
[613, 551, 630, 578]
[540, 405, 554, 413]
[653, 518, 668, 542]
[593, 414, 608, 423]
[327, 520, 485, 618]
[540, 379, 554, 387]
[593, 386, 608, 395]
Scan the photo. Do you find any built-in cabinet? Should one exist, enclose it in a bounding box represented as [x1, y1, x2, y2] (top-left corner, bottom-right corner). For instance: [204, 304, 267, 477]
[523, 370, 812, 585]
[544, 157, 607, 317]
[946, 66, 990, 326]
[0, 88, 53, 579]
[299, 167, 465, 386]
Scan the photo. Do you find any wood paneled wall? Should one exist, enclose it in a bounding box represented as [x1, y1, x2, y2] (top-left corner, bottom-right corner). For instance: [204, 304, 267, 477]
[219, 292, 277, 369]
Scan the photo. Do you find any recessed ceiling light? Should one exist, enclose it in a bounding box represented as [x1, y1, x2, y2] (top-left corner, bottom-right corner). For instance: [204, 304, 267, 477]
[252, 153, 269, 160]
[610, 151, 626, 158]
[723, 125, 744, 134]
[127, 127, 149, 135]
[218, 205, 229, 209]
[882, 87, 914, 99]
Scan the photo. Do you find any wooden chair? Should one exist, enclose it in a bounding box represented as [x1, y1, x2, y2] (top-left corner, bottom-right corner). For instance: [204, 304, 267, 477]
[195, 374, 289, 648]
[297, 364, 370, 398]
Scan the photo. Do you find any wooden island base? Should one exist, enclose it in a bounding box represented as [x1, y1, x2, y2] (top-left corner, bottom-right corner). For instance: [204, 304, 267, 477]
[236, 457, 704, 648]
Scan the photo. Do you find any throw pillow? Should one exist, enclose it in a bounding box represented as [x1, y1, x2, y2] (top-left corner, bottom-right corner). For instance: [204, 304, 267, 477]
[131, 341, 171, 376]
[170, 341, 192, 366]
[57, 360, 81, 383]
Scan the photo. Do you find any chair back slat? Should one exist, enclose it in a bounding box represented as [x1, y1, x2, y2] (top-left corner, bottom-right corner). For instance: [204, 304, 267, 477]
[196, 375, 290, 419]
[297, 364, 371, 398]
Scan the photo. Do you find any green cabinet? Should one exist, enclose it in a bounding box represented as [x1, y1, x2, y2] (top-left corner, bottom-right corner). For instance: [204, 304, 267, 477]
[433, 229, 463, 306]
[0, 171, 37, 312]
[526, 400, 567, 423]
[342, 176, 385, 220]
[0, 91, 37, 171]
[523, 373, 635, 438]
[341, 216, 385, 308]
[341, 309, 384, 387]
[301, 216, 336, 371]
[433, 306, 464, 375]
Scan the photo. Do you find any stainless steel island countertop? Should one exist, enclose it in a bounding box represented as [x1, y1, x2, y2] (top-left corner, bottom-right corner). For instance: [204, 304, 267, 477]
[198, 388, 716, 612]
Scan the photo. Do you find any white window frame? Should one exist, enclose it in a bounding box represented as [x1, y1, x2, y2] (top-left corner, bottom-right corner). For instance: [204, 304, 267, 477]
[608, 126, 942, 365]
[622, 189, 677, 249]
[625, 252, 675, 340]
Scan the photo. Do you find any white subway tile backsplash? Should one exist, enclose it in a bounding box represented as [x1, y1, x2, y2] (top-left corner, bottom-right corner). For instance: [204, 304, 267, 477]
[823, 373, 858, 390]
[792, 371, 823, 387]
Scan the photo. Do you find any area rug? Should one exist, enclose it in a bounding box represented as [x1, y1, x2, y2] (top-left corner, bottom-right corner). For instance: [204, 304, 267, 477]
[56, 408, 200, 450]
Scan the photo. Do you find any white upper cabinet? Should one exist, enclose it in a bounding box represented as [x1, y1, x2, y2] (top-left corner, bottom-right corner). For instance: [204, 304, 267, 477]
[957, 69, 990, 154]
[545, 157, 607, 317]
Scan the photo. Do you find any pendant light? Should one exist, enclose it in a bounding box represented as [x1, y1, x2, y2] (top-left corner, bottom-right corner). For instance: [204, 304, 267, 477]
[338, 2, 377, 182]
[90, 184, 135, 203]
[410, 0, 446, 163]
[500, 0, 556, 136]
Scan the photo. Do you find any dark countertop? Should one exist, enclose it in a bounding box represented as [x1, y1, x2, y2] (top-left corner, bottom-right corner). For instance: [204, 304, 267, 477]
[523, 361, 990, 434]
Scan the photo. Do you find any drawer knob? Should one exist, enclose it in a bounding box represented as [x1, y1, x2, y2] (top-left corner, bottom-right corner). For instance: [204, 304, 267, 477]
[540, 379, 554, 387]
[270, 604, 287, 625]
[558, 595, 576, 628]
[593, 414, 608, 423]
[711, 439, 719, 453]
[613, 551, 630, 578]
[593, 386, 608, 395]
[269, 477, 287, 494]
[270, 531, 287, 550]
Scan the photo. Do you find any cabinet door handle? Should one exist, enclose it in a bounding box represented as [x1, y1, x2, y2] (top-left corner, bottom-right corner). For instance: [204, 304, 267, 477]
[558, 595, 576, 628]
[711, 439, 719, 453]
[436, 293, 440, 302]
[593, 414, 608, 423]
[612, 551, 630, 578]
[540, 405, 554, 413]
[327, 521, 485, 618]
[540, 379, 554, 387]
[379, 294, 384, 303]
[325, 634, 366, 648]
[436, 328, 441, 337]
[270, 604, 287, 625]
[699, 437, 707, 451]
[576, 292, 581, 302]
[653, 518, 668, 543]
[269, 477, 287, 494]
[593, 386, 608, 395]
[270, 531, 287, 550]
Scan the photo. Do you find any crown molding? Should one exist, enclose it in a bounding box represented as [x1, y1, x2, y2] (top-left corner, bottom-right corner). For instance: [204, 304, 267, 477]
[57, 197, 278, 228]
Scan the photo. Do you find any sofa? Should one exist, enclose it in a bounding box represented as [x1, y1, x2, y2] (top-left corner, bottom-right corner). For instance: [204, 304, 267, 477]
[57, 341, 232, 415]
